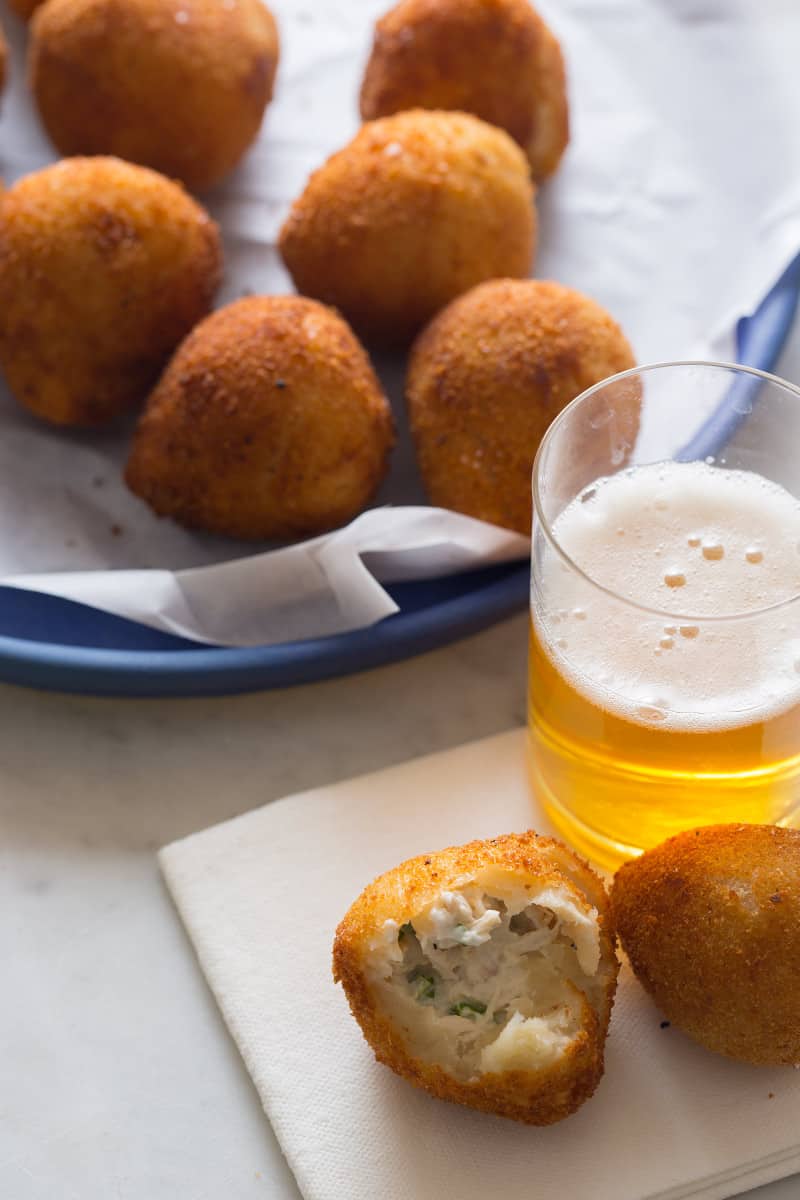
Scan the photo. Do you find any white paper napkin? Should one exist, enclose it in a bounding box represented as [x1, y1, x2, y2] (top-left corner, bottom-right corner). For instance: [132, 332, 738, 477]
[160, 730, 800, 1200]
[1, 0, 800, 645]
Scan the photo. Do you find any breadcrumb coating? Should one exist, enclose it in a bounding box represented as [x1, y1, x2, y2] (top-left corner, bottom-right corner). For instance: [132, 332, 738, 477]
[126, 295, 395, 540]
[279, 110, 536, 344]
[360, 0, 568, 180]
[406, 278, 637, 534]
[612, 824, 800, 1066]
[334, 831, 618, 1125]
[29, 0, 279, 189]
[0, 157, 221, 426]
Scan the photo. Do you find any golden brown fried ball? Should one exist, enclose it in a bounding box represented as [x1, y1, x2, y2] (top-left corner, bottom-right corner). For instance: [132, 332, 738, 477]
[29, 0, 279, 190]
[360, 0, 568, 181]
[125, 296, 395, 540]
[0, 157, 221, 427]
[406, 279, 637, 534]
[279, 110, 536, 344]
[333, 831, 619, 1125]
[612, 824, 800, 1066]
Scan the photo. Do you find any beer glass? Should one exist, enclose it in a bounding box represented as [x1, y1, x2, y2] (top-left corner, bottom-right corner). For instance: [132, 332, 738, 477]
[528, 361, 800, 869]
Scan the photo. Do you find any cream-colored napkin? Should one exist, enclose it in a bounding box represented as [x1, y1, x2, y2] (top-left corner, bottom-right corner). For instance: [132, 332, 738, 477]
[160, 731, 800, 1200]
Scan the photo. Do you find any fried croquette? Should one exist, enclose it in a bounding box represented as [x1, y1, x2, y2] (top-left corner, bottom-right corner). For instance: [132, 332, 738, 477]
[125, 296, 395, 540]
[29, 0, 279, 190]
[612, 824, 800, 1066]
[0, 157, 221, 427]
[360, 0, 568, 181]
[406, 279, 637, 534]
[333, 831, 618, 1125]
[279, 110, 536, 344]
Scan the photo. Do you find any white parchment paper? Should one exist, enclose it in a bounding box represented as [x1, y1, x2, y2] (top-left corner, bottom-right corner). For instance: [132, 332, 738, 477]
[0, 0, 799, 645]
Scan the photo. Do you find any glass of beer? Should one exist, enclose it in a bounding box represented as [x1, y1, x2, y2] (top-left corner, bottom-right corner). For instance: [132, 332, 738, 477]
[528, 361, 800, 870]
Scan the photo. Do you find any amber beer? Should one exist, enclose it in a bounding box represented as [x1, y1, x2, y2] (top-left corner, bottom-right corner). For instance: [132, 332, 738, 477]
[528, 457, 800, 869]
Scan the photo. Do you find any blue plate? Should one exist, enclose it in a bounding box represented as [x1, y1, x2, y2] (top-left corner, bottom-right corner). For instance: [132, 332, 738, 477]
[1, 256, 798, 697]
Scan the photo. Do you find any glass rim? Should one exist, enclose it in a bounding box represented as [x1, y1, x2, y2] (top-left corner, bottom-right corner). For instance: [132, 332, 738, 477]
[531, 358, 800, 623]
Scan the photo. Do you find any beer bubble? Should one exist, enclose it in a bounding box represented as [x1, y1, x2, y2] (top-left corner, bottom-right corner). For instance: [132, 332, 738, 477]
[659, 636, 674, 650]
[664, 625, 677, 635]
[655, 499, 669, 511]
[572, 607, 587, 620]
[635, 703, 668, 723]
[702, 540, 724, 561]
[705, 456, 715, 465]
[555, 638, 568, 650]
[616, 528, 625, 537]
[745, 547, 764, 564]
[679, 625, 700, 639]
[687, 533, 701, 548]
[664, 570, 686, 588]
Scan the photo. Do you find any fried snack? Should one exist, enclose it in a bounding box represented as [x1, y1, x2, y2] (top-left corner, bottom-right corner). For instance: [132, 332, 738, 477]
[360, 0, 568, 181]
[29, 0, 279, 190]
[406, 278, 637, 534]
[0, 157, 221, 427]
[333, 831, 618, 1125]
[279, 110, 536, 344]
[125, 296, 395, 540]
[612, 825, 800, 1066]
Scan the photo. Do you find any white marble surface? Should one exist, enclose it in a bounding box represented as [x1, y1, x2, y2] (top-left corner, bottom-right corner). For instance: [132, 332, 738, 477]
[1, 612, 798, 1200]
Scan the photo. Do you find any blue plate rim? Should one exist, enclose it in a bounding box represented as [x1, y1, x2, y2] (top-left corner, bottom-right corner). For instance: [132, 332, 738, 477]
[0, 251, 797, 696]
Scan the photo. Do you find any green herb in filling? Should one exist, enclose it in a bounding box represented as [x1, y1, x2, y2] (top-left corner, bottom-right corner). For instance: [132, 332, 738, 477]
[407, 967, 436, 1002]
[449, 998, 487, 1019]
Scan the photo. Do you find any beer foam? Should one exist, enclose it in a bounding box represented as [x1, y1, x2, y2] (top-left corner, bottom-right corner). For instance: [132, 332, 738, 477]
[534, 461, 800, 731]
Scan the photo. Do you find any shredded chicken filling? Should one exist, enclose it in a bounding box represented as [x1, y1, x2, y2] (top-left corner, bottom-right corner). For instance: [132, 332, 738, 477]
[367, 878, 604, 1080]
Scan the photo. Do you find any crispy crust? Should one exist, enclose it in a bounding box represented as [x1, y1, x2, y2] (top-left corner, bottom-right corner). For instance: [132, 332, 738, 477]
[279, 109, 536, 345]
[29, 0, 279, 190]
[125, 295, 395, 540]
[0, 156, 221, 427]
[612, 824, 800, 1066]
[333, 831, 618, 1125]
[406, 278, 637, 534]
[360, 0, 568, 180]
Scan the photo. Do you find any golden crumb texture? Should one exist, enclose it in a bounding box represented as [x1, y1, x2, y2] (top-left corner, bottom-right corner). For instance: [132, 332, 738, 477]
[279, 109, 536, 344]
[0, 156, 222, 427]
[407, 278, 637, 534]
[333, 830, 618, 1125]
[612, 824, 800, 1066]
[29, 0, 279, 189]
[126, 295, 395, 540]
[360, 0, 568, 180]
